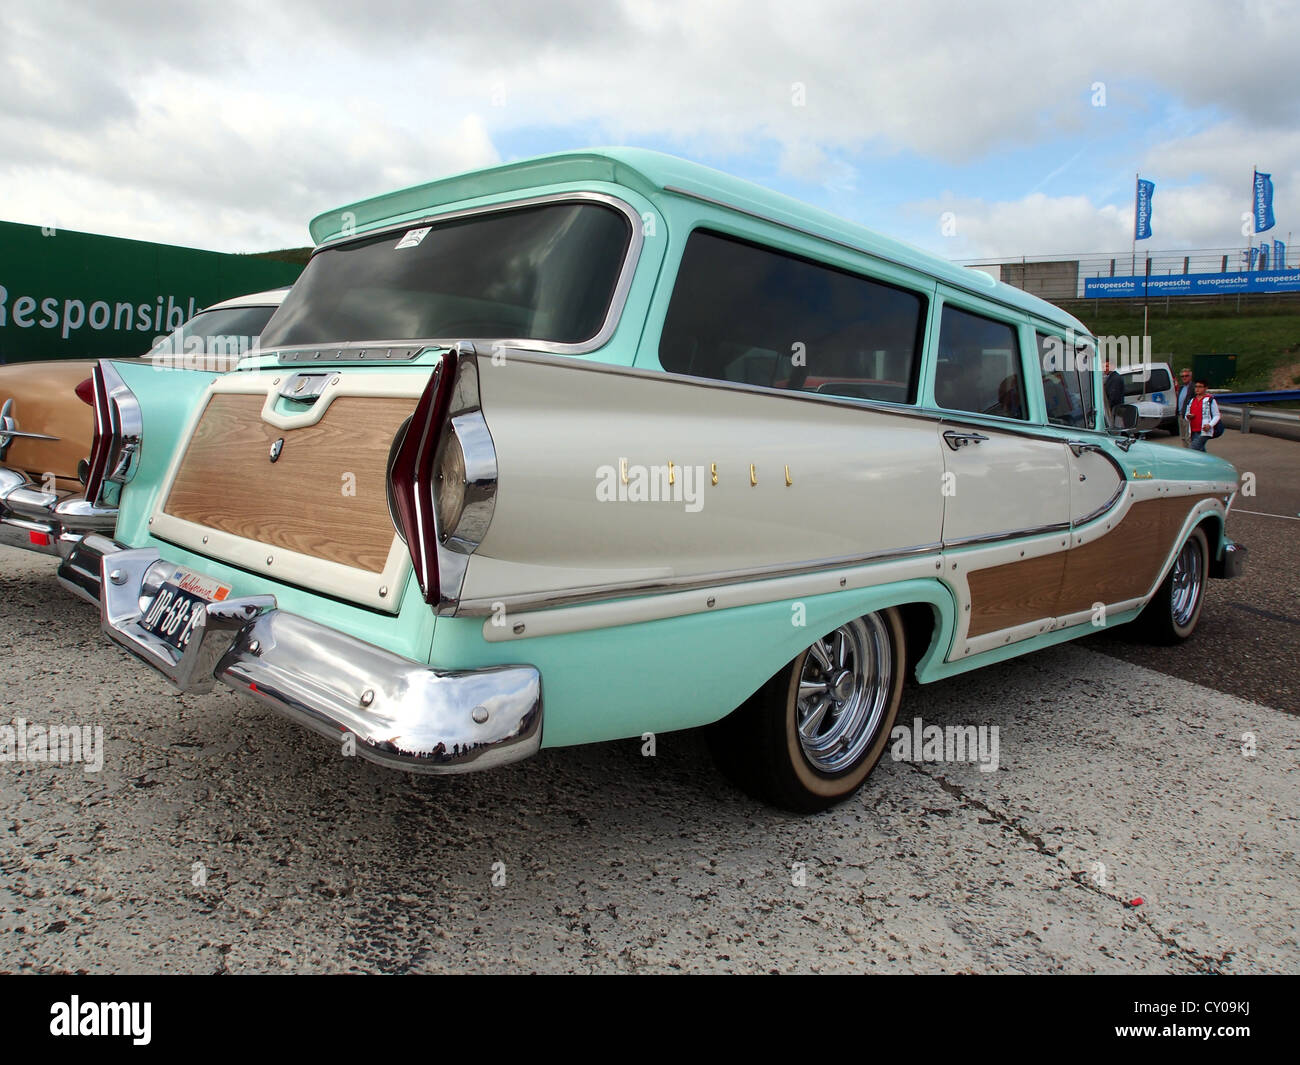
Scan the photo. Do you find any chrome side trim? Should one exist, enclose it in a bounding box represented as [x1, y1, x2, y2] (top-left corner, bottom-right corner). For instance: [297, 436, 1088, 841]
[457, 541, 944, 616]
[272, 191, 646, 360]
[95, 546, 543, 774]
[942, 523, 1071, 550]
[1074, 481, 1128, 529]
[480, 345, 1119, 447]
[484, 345, 949, 426]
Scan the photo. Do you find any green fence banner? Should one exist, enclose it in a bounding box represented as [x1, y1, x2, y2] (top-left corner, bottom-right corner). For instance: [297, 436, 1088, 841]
[0, 220, 304, 364]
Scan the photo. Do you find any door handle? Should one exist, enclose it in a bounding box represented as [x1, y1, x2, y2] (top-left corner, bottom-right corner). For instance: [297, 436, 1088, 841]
[1067, 440, 1103, 457]
[943, 430, 989, 451]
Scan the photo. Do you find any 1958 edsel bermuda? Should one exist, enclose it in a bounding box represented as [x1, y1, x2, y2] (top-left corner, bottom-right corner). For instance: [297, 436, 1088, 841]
[47, 149, 1245, 812]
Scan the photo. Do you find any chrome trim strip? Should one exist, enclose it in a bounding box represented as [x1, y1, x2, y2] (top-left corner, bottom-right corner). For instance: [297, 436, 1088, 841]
[457, 541, 944, 616]
[1074, 481, 1128, 528]
[270, 191, 646, 360]
[1067, 445, 1129, 528]
[484, 345, 948, 426]
[942, 523, 1071, 550]
[662, 184, 1080, 326]
[480, 345, 1121, 447]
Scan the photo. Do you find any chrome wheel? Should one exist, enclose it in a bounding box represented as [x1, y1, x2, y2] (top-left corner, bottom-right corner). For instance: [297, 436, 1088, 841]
[796, 615, 894, 774]
[1170, 536, 1203, 627]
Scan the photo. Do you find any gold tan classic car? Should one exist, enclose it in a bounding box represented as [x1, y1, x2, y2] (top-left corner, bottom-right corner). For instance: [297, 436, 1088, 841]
[0, 288, 286, 555]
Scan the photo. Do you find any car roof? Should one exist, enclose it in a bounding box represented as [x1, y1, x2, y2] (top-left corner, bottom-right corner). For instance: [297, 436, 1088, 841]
[309, 148, 1089, 336]
[203, 287, 290, 313]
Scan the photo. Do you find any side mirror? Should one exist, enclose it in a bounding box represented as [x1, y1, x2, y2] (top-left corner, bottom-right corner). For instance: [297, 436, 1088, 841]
[1114, 403, 1140, 431]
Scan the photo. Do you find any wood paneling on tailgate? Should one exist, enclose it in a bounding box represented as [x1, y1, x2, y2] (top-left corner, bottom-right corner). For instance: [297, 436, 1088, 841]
[163, 393, 414, 573]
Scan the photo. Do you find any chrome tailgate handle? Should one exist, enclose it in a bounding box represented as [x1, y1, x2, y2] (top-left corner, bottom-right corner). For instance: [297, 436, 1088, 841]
[943, 430, 989, 451]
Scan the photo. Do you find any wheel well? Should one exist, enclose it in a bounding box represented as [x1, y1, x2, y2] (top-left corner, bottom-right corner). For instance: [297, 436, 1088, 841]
[1194, 512, 1225, 559]
[896, 601, 941, 684]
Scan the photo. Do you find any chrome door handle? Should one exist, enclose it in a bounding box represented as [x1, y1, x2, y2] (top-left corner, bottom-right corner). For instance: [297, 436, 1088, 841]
[1067, 440, 1103, 457]
[943, 430, 989, 451]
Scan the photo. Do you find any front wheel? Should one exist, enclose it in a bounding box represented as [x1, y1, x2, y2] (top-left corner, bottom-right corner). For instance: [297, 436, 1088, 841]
[708, 608, 906, 813]
[1128, 526, 1209, 644]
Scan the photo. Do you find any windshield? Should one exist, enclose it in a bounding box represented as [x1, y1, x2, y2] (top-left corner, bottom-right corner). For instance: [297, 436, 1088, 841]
[146, 305, 278, 368]
[259, 201, 632, 350]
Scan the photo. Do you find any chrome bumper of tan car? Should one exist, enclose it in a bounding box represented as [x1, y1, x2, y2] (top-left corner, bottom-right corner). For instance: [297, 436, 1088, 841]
[63, 539, 543, 774]
[0, 468, 117, 557]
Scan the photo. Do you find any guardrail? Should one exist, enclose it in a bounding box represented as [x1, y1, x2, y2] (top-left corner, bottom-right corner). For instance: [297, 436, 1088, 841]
[1213, 389, 1300, 434]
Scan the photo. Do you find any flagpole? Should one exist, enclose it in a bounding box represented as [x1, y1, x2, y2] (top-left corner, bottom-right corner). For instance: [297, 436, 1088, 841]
[1131, 172, 1137, 279]
[1250, 167, 1257, 273]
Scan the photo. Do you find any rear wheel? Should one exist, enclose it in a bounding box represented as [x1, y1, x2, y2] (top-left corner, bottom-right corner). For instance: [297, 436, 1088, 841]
[1129, 526, 1208, 644]
[708, 608, 906, 813]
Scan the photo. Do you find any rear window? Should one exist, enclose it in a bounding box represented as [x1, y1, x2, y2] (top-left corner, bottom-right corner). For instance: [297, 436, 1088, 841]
[1121, 367, 1173, 396]
[260, 201, 632, 349]
[658, 230, 926, 405]
[146, 305, 277, 364]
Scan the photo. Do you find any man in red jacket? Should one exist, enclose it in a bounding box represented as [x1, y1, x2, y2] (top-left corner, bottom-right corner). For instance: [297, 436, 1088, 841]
[1187, 379, 1221, 451]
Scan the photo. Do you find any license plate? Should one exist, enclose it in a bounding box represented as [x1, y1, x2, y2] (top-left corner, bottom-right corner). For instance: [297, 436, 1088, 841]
[139, 568, 231, 653]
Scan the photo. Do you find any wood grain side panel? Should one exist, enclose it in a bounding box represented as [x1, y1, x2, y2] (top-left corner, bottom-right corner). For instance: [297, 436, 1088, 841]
[966, 494, 1221, 634]
[164, 393, 414, 573]
[1055, 494, 1219, 618]
[965, 552, 1066, 637]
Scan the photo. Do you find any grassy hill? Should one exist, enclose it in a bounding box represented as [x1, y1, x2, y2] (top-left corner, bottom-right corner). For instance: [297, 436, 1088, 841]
[1067, 300, 1300, 391]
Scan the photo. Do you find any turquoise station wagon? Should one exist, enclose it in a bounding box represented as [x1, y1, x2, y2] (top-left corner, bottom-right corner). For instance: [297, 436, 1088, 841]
[34, 149, 1243, 812]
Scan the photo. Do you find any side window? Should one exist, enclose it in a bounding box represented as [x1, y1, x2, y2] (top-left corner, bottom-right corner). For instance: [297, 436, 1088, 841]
[1037, 332, 1089, 428]
[1122, 367, 1172, 396]
[933, 305, 1027, 420]
[658, 230, 926, 405]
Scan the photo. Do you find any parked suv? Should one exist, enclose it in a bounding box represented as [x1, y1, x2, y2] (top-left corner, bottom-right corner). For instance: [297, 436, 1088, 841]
[1119, 361, 1178, 433]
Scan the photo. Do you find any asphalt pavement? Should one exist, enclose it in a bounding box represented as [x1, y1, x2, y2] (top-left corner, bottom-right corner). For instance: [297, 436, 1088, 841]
[1, 505, 1296, 972]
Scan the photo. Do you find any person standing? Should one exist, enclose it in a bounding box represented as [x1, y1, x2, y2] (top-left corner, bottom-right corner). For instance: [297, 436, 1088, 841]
[1187, 379, 1221, 451]
[1176, 367, 1195, 446]
[1103, 361, 1124, 424]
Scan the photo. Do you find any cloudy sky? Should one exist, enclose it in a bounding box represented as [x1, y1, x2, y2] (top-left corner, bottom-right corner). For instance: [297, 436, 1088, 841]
[2, 0, 1296, 261]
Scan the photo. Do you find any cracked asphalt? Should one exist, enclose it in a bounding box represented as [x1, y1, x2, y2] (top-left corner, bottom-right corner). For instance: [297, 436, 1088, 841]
[1, 531, 1297, 973]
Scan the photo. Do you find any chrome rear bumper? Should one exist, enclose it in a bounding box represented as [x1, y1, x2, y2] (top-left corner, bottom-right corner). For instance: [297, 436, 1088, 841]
[0, 468, 117, 557]
[60, 538, 542, 774]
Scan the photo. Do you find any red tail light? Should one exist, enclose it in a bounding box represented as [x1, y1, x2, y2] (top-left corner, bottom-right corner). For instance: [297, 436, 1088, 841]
[83, 364, 115, 504]
[389, 350, 459, 604]
[75, 377, 94, 406]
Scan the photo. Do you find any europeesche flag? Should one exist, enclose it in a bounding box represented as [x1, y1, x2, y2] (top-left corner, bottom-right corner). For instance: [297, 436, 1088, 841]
[1135, 178, 1155, 240]
[1254, 170, 1276, 233]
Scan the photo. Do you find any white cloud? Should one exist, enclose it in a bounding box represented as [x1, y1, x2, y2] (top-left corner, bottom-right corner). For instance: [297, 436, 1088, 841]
[2, 0, 1297, 251]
